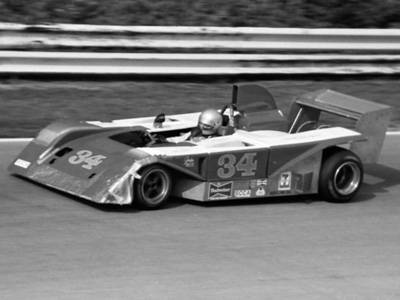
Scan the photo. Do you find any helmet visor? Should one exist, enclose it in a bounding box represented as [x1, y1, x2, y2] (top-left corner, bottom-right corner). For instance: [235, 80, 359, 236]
[198, 122, 215, 135]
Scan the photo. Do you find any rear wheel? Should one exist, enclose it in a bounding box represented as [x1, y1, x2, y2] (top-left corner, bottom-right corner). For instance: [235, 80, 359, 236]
[134, 165, 172, 210]
[319, 148, 363, 203]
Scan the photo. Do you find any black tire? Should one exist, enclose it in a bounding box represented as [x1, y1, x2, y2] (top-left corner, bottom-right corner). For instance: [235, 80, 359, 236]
[319, 148, 363, 203]
[134, 165, 172, 210]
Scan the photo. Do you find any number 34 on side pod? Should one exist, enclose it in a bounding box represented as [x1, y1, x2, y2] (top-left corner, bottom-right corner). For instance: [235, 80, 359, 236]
[68, 150, 107, 170]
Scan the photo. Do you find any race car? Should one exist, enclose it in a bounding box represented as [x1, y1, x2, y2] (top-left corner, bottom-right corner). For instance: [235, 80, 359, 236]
[8, 83, 392, 209]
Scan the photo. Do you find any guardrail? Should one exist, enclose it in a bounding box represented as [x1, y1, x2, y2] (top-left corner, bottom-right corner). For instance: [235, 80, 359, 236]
[2, 51, 400, 76]
[1, 23, 400, 76]
[2, 23, 400, 52]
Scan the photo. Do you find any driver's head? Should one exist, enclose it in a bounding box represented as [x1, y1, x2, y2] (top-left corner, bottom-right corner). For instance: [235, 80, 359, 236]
[198, 109, 222, 136]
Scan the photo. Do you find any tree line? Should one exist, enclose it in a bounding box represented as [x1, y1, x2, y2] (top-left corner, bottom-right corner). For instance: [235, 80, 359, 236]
[0, 0, 399, 28]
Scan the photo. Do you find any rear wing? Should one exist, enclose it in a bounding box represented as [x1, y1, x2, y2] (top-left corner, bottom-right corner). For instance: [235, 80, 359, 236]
[287, 90, 392, 163]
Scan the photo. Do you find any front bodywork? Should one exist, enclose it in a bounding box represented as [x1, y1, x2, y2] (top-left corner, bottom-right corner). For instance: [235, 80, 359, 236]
[8, 84, 391, 205]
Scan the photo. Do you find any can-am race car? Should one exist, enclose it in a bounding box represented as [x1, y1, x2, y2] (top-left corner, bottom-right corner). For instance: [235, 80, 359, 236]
[9, 83, 392, 209]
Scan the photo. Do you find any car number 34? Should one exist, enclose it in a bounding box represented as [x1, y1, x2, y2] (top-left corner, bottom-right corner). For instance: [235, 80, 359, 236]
[68, 150, 107, 170]
[217, 153, 257, 179]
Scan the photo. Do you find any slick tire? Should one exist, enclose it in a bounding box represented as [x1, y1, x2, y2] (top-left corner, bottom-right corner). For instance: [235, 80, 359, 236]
[319, 148, 363, 203]
[134, 165, 172, 210]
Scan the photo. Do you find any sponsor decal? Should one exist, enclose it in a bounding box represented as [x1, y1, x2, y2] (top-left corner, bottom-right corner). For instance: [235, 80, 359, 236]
[278, 172, 292, 191]
[14, 158, 31, 169]
[234, 189, 251, 198]
[250, 179, 268, 188]
[255, 187, 266, 197]
[183, 156, 195, 168]
[209, 182, 232, 200]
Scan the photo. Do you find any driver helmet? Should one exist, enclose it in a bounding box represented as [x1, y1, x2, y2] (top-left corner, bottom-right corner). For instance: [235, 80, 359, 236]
[198, 109, 222, 136]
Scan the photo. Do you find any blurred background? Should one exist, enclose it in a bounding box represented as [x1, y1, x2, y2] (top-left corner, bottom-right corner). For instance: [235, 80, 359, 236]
[0, 0, 399, 138]
[1, 0, 399, 28]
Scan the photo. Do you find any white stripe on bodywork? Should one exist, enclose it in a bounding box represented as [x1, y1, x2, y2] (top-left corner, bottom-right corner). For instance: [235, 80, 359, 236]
[140, 127, 362, 156]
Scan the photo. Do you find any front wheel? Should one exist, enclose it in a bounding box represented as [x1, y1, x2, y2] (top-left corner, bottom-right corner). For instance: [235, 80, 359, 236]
[134, 165, 172, 210]
[319, 148, 363, 203]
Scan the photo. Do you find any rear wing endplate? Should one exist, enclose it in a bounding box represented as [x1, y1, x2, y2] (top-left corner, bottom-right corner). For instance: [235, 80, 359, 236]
[287, 90, 392, 163]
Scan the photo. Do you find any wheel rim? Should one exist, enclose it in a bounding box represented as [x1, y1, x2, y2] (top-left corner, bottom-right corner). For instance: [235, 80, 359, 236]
[333, 161, 361, 196]
[141, 169, 170, 205]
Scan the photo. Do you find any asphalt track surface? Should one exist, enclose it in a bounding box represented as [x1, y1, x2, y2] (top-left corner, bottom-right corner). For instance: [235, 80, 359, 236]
[0, 135, 399, 300]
